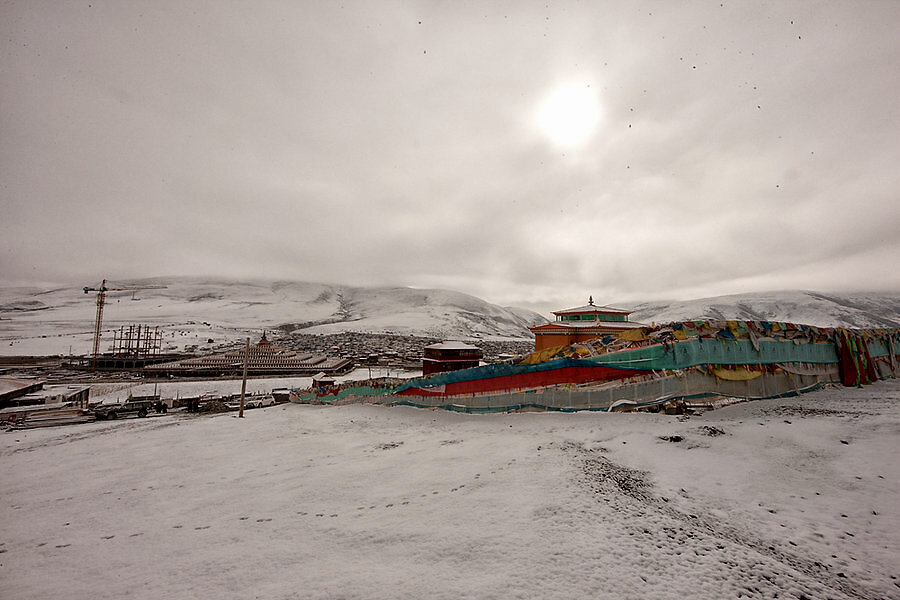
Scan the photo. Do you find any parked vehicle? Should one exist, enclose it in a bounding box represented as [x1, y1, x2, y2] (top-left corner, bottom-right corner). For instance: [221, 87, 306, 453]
[243, 394, 276, 409]
[93, 399, 155, 420]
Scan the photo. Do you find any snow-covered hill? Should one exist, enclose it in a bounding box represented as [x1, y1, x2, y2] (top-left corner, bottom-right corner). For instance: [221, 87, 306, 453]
[0, 278, 546, 356]
[629, 290, 900, 328]
[3, 280, 899, 357]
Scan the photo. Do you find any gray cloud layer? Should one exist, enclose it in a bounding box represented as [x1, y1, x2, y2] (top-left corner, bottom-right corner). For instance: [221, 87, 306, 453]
[2, 1, 898, 309]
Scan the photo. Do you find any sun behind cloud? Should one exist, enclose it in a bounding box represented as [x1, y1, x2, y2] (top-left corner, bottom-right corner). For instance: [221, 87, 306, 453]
[536, 84, 601, 146]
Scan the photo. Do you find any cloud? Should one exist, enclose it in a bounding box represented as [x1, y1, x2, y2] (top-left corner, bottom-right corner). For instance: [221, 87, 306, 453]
[1, 1, 898, 311]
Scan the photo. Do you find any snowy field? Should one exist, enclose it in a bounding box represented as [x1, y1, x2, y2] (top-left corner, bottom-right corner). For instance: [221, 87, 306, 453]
[2, 381, 899, 599]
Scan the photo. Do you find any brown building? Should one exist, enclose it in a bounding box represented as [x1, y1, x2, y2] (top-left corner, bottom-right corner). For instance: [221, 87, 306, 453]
[422, 341, 483, 376]
[529, 297, 646, 351]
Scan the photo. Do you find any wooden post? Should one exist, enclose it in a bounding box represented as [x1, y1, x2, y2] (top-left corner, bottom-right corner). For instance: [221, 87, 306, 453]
[239, 337, 249, 418]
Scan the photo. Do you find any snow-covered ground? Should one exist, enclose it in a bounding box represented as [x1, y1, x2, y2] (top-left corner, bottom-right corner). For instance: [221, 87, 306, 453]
[2, 379, 898, 599]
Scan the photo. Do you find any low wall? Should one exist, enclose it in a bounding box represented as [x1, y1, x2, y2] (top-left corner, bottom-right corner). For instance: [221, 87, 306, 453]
[298, 326, 899, 413]
[335, 363, 850, 413]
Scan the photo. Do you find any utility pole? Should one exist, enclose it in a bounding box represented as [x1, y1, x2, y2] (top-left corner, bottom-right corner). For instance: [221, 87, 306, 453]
[239, 337, 249, 418]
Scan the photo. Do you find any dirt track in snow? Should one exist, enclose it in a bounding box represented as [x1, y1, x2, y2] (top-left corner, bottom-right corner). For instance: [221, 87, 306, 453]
[569, 442, 882, 599]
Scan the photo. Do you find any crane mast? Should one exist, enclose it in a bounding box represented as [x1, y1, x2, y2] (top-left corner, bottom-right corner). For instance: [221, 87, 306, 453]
[92, 282, 106, 360]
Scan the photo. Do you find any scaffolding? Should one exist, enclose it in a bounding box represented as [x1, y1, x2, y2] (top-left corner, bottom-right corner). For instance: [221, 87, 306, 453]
[110, 325, 163, 358]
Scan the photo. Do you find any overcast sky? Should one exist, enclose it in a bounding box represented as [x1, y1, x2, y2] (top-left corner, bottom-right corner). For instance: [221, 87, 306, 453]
[2, 1, 898, 310]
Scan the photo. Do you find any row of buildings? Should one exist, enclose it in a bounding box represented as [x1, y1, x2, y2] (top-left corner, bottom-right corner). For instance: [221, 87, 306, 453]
[6, 297, 637, 383]
[142, 333, 353, 377]
[424, 297, 641, 373]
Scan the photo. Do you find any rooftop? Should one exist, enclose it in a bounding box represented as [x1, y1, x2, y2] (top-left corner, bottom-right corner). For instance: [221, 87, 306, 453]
[424, 341, 481, 350]
[144, 335, 351, 374]
[552, 296, 631, 316]
[0, 377, 42, 396]
[532, 320, 647, 330]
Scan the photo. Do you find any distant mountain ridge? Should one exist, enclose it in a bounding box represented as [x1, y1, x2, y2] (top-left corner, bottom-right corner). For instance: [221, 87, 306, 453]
[2, 280, 899, 357]
[629, 290, 900, 329]
[259, 281, 547, 339]
[0, 278, 547, 356]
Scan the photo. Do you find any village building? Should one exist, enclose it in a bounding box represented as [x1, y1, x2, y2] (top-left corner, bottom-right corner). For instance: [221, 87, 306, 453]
[311, 372, 336, 390]
[20, 384, 91, 408]
[529, 297, 646, 351]
[0, 377, 46, 408]
[0, 377, 91, 409]
[422, 341, 483, 376]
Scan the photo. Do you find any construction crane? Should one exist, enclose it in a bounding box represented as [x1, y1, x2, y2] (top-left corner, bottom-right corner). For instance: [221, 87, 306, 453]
[83, 279, 167, 370]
